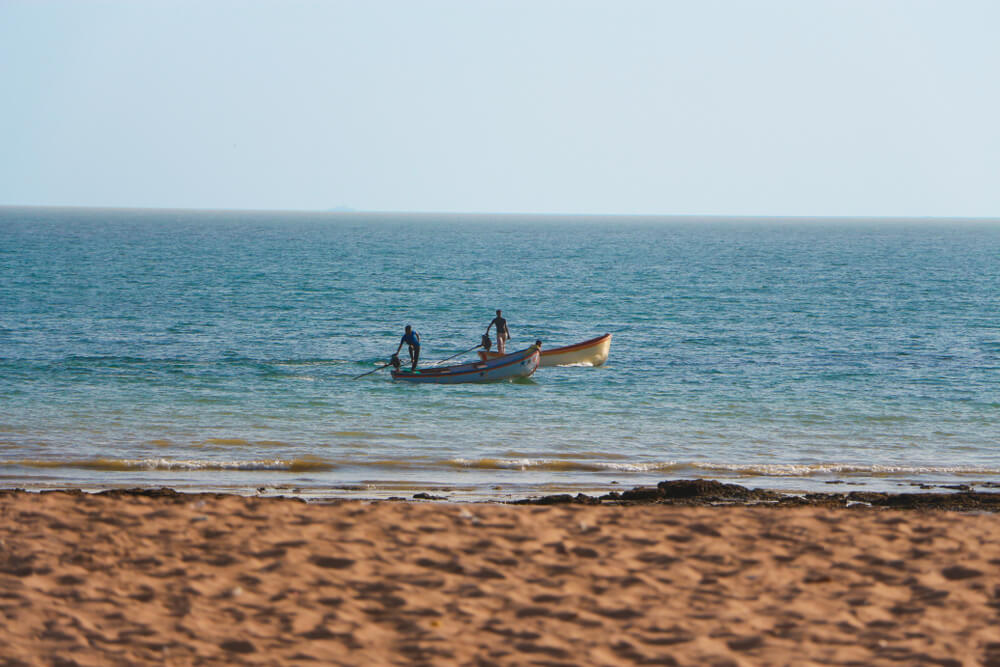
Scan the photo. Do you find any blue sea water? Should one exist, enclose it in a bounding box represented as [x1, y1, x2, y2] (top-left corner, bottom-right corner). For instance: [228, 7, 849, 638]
[1, 207, 999, 500]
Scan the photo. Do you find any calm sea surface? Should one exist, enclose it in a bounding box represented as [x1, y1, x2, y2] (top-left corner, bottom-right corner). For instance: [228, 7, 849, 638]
[2, 207, 999, 500]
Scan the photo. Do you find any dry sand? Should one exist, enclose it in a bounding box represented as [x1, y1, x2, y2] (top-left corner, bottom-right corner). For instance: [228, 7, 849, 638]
[2, 489, 999, 666]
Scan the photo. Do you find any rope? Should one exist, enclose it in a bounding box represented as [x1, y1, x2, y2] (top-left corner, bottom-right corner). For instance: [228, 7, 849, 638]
[426, 344, 483, 367]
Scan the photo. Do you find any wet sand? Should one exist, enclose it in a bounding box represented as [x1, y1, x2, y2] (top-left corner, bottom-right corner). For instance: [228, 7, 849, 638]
[2, 487, 999, 665]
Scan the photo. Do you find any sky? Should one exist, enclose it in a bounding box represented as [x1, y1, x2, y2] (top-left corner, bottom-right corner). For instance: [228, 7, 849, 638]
[2, 1, 999, 217]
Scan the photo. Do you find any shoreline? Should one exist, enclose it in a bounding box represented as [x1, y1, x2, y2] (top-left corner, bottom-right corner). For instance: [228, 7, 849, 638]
[2, 484, 1000, 664]
[4, 477, 1000, 511]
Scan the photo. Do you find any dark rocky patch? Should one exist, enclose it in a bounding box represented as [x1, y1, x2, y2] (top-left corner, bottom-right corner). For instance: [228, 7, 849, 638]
[658, 479, 767, 500]
[412, 493, 448, 500]
[620, 486, 664, 501]
[512, 479, 1000, 511]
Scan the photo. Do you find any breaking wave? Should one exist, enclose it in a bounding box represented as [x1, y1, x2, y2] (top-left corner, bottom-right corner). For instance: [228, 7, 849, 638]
[446, 458, 1000, 477]
[6, 455, 1000, 479]
[6, 457, 336, 472]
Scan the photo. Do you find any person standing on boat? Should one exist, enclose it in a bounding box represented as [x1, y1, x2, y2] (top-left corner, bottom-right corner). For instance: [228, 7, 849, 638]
[395, 325, 421, 371]
[485, 310, 510, 354]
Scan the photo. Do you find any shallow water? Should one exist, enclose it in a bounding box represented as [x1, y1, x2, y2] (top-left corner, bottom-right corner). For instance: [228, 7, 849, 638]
[2, 207, 999, 499]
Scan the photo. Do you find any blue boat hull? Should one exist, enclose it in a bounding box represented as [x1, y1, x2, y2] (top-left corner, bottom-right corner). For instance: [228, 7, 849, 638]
[391, 345, 541, 384]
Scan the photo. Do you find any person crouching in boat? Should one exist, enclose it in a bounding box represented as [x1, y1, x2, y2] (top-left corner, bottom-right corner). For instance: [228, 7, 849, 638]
[395, 325, 420, 371]
[486, 310, 510, 354]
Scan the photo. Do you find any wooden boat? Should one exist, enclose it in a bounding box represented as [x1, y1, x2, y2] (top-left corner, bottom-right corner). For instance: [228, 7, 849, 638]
[478, 333, 611, 367]
[392, 344, 541, 384]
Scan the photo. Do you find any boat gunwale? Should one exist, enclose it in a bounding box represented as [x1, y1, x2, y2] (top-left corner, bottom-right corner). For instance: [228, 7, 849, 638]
[541, 333, 611, 356]
[479, 333, 611, 360]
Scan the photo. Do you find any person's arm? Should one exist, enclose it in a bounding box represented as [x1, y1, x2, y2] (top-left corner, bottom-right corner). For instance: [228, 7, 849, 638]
[485, 320, 494, 335]
[396, 337, 404, 354]
[414, 332, 420, 345]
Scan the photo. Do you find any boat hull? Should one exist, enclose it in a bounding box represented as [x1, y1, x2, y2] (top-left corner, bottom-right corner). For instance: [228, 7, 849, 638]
[392, 345, 540, 384]
[478, 333, 611, 367]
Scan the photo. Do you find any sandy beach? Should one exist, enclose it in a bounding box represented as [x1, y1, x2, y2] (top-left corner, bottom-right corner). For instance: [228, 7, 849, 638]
[2, 488, 999, 666]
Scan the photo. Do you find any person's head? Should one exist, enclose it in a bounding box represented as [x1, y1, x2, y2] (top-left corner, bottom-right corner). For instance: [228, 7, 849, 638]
[496, 309, 502, 316]
[405, 325, 412, 333]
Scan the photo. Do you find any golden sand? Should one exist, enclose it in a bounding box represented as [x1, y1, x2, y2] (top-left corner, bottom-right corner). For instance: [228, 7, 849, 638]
[1, 490, 999, 665]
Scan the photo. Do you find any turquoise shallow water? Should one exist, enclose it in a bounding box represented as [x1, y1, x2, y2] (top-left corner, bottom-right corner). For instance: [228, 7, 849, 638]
[1, 207, 999, 499]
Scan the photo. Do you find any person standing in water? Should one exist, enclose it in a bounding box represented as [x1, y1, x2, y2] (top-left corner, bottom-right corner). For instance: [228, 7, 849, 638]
[395, 325, 421, 370]
[485, 310, 510, 354]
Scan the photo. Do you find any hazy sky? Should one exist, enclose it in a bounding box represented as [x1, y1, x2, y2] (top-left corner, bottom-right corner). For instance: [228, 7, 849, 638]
[2, 1, 998, 216]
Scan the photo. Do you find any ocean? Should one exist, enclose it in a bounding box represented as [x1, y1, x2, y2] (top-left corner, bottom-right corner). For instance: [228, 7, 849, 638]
[1, 207, 998, 500]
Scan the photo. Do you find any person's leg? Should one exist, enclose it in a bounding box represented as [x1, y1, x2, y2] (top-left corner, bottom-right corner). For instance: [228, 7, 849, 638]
[497, 334, 506, 354]
[410, 345, 419, 370]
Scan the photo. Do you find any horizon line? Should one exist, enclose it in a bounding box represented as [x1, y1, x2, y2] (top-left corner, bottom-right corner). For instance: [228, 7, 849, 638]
[2, 203, 999, 222]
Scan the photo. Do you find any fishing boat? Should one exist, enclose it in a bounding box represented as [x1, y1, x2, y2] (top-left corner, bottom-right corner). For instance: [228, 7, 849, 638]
[392, 344, 541, 384]
[478, 333, 611, 367]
